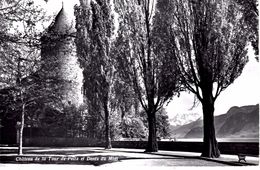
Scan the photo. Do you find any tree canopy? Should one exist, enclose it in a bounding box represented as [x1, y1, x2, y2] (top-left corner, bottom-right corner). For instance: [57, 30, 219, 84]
[113, 0, 181, 152]
[155, 0, 250, 157]
[233, 0, 258, 58]
[75, 0, 115, 149]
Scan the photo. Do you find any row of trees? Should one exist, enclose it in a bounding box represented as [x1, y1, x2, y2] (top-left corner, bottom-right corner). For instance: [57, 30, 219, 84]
[0, 0, 258, 158]
[0, 0, 171, 155]
[75, 0, 257, 158]
[20, 102, 170, 140]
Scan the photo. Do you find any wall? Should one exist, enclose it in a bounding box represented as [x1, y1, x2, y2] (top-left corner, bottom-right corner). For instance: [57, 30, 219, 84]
[23, 138, 259, 156]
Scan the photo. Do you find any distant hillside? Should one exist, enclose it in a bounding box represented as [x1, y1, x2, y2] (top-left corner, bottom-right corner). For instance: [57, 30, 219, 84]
[170, 104, 259, 139]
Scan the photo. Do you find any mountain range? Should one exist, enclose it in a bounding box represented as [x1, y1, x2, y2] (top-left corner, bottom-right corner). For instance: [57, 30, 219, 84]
[170, 104, 259, 139]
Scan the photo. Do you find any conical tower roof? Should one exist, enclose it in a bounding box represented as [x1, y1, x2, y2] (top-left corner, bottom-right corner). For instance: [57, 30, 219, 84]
[47, 3, 76, 35]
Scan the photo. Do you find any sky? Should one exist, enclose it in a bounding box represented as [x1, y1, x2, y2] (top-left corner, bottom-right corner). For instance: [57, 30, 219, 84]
[40, 0, 259, 121]
[165, 46, 259, 120]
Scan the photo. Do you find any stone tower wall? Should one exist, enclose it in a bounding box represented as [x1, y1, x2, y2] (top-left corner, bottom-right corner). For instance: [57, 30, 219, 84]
[41, 1, 84, 107]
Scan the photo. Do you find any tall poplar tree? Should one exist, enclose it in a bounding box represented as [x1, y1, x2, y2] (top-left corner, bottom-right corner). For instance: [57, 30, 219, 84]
[156, 0, 250, 157]
[114, 0, 181, 152]
[75, 0, 114, 149]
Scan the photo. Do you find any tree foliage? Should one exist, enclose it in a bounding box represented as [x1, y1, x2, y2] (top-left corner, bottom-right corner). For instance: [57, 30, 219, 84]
[0, 0, 61, 155]
[0, 0, 47, 88]
[75, 0, 115, 149]
[156, 0, 250, 157]
[233, 0, 258, 57]
[140, 108, 170, 139]
[114, 0, 181, 152]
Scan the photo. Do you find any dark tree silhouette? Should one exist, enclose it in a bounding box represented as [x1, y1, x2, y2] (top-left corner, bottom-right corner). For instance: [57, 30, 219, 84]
[156, 0, 250, 157]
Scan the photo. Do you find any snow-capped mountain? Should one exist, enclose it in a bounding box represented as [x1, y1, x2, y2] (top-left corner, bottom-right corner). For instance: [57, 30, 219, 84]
[169, 112, 201, 126]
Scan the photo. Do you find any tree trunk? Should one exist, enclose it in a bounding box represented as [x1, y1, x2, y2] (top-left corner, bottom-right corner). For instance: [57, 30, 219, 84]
[104, 101, 112, 149]
[145, 109, 158, 152]
[201, 96, 220, 158]
[18, 103, 25, 155]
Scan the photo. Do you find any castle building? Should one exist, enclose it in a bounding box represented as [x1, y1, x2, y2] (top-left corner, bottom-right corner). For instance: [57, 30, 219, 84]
[41, 1, 84, 107]
[0, 0, 91, 145]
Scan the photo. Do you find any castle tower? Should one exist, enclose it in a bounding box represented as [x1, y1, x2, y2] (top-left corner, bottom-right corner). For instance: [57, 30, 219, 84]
[41, 0, 84, 107]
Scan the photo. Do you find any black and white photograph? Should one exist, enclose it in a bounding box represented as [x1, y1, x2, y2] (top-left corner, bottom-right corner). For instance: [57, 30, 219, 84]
[0, 0, 259, 169]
